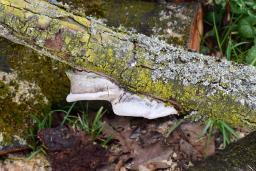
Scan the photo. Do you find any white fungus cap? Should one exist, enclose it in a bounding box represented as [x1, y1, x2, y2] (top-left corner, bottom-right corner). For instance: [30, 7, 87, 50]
[66, 71, 178, 119]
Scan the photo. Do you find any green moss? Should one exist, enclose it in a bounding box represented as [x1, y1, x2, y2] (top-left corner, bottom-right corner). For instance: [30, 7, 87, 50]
[57, 0, 107, 17]
[0, 79, 49, 144]
[188, 131, 256, 170]
[0, 38, 71, 144]
[0, 80, 10, 99]
[171, 83, 255, 127]
[7, 44, 70, 105]
[57, 0, 194, 46]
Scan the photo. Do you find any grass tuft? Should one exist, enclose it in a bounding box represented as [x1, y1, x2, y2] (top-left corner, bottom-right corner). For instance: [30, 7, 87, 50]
[201, 118, 239, 148]
[26, 102, 107, 158]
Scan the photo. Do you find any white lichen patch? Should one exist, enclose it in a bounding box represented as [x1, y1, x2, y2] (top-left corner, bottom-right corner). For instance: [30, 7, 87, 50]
[13, 135, 26, 145]
[0, 132, 3, 144]
[66, 71, 178, 119]
[134, 33, 256, 110]
[165, 28, 183, 41]
[0, 71, 48, 105]
[154, 2, 195, 45]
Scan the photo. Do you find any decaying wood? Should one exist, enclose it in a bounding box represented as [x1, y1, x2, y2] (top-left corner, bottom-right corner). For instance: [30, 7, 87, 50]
[1, 0, 256, 128]
[188, 131, 256, 171]
[187, 3, 203, 52]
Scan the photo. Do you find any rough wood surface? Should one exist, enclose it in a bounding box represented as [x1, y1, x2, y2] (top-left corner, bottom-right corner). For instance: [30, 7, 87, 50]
[1, 0, 256, 128]
[188, 131, 256, 171]
[48, 0, 203, 50]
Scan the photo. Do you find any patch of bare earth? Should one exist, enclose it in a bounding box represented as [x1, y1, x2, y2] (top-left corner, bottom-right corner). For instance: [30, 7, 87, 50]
[38, 127, 109, 171]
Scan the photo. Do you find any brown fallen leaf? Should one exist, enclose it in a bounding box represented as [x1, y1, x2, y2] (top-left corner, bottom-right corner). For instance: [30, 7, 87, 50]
[180, 122, 215, 157]
[165, 121, 215, 170]
[102, 116, 174, 170]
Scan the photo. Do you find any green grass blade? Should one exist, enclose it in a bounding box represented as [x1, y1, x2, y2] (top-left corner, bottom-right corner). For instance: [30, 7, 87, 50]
[212, 11, 223, 54]
[166, 119, 184, 137]
[221, 121, 240, 139]
[92, 107, 104, 129]
[61, 102, 77, 126]
[226, 39, 232, 60]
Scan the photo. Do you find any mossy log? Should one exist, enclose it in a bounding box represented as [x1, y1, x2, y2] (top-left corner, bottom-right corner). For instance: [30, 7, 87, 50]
[188, 131, 256, 171]
[1, 0, 256, 128]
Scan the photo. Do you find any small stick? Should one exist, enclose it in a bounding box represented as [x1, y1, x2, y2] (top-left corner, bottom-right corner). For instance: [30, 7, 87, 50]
[0, 146, 31, 157]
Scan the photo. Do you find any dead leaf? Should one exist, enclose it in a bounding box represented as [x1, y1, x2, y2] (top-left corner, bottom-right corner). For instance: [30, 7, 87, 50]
[180, 122, 215, 157]
[102, 116, 174, 170]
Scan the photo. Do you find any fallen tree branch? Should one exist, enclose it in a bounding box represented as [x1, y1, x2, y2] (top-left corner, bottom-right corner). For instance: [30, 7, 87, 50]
[189, 131, 256, 170]
[1, 0, 256, 128]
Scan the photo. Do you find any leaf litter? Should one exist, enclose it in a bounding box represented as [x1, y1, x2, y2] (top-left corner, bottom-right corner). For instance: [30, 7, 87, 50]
[36, 110, 215, 171]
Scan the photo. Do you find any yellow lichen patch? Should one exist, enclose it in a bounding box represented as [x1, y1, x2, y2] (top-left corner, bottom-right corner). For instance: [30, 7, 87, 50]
[177, 85, 204, 110]
[80, 33, 90, 43]
[0, 0, 27, 9]
[3, 5, 25, 19]
[0, 0, 9, 5]
[59, 20, 85, 32]
[24, 11, 34, 19]
[86, 48, 97, 64]
[152, 81, 173, 99]
[73, 15, 91, 27]
[64, 36, 72, 45]
[107, 48, 114, 59]
[132, 69, 152, 90]
[37, 15, 51, 28]
[173, 85, 255, 127]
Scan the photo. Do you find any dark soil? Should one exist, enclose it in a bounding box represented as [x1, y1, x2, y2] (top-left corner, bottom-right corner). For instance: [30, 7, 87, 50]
[38, 127, 109, 171]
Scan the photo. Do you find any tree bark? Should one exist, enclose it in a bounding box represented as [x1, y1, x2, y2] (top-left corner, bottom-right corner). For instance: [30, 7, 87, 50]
[188, 131, 256, 171]
[1, 0, 256, 128]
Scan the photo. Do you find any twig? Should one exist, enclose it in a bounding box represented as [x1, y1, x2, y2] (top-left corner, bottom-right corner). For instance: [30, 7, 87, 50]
[0, 146, 31, 157]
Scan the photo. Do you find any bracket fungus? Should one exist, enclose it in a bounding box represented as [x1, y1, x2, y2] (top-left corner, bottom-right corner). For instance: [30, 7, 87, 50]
[66, 71, 178, 119]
